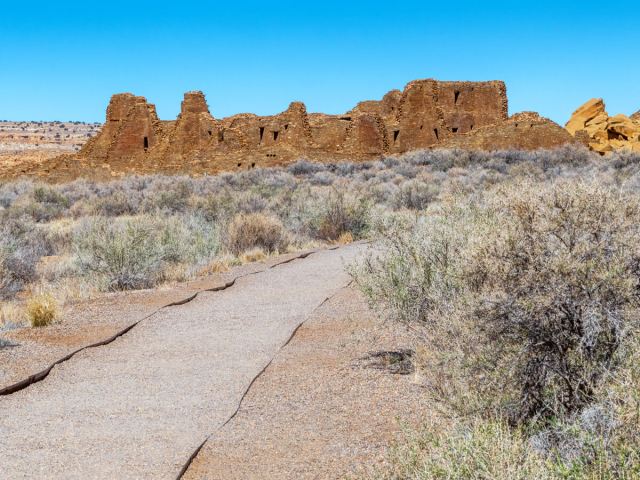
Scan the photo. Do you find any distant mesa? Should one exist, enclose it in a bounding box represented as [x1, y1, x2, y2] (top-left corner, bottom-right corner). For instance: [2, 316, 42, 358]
[2, 79, 583, 181]
[565, 98, 640, 154]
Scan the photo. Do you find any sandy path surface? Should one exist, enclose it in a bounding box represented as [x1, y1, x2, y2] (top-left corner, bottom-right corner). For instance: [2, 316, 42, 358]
[183, 285, 424, 480]
[0, 250, 311, 392]
[0, 244, 361, 479]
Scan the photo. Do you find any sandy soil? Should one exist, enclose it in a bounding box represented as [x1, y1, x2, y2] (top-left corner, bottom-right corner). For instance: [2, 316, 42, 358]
[183, 285, 424, 480]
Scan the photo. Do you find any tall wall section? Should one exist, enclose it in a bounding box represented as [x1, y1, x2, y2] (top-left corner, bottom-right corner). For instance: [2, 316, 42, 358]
[16, 79, 577, 180]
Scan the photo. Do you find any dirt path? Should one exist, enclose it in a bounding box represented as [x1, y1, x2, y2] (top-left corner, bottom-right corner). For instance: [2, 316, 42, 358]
[182, 285, 423, 480]
[0, 244, 362, 479]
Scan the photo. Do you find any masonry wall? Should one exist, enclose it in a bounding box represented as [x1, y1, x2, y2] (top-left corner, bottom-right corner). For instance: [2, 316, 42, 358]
[8, 79, 577, 181]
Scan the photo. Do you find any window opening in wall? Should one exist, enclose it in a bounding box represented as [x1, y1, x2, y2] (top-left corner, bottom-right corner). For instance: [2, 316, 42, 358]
[452, 127, 459, 133]
[434, 128, 439, 140]
[259, 127, 265, 143]
[143, 137, 149, 149]
[208, 130, 212, 136]
[251, 162, 256, 168]
[470, 125, 474, 131]
[237, 162, 242, 167]
[393, 130, 400, 143]
[284, 124, 289, 130]
[273, 131, 279, 141]
[454, 91, 460, 104]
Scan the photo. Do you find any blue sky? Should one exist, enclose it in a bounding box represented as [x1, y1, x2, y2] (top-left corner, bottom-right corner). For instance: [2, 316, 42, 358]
[1, 1, 638, 124]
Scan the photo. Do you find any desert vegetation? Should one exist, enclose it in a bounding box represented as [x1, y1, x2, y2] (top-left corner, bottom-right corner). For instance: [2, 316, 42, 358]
[2, 144, 640, 475]
[352, 152, 640, 478]
[1, 145, 638, 323]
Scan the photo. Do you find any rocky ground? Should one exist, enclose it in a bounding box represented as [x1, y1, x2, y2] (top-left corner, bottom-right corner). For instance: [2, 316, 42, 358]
[0, 121, 100, 177]
[0, 121, 100, 154]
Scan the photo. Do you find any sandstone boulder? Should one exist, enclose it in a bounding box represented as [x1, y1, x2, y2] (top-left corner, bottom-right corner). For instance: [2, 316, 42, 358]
[565, 99, 640, 154]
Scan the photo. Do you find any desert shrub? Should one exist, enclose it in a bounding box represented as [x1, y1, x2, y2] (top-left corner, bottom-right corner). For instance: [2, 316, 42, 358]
[0, 220, 50, 299]
[355, 180, 640, 426]
[471, 182, 640, 423]
[73, 214, 220, 290]
[194, 189, 237, 222]
[309, 171, 335, 186]
[74, 217, 170, 291]
[287, 159, 325, 176]
[235, 191, 269, 213]
[393, 180, 439, 210]
[93, 191, 137, 217]
[226, 213, 288, 255]
[33, 186, 70, 208]
[356, 181, 640, 478]
[142, 179, 192, 213]
[313, 189, 371, 241]
[26, 292, 58, 327]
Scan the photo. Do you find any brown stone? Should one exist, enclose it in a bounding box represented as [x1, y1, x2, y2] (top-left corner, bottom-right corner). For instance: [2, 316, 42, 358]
[440, 112, 577, 151]
[2, 78, 580, 181]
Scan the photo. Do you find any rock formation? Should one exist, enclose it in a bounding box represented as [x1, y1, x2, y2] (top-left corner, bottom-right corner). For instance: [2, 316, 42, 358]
[565, 99, 640, 154]
[2, 79, 581, 181]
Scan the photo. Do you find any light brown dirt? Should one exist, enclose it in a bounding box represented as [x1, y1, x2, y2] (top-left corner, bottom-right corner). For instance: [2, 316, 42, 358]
[183, 285, 424, 480]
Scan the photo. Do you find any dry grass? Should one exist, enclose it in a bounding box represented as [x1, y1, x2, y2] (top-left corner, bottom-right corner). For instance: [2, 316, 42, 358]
[239, 248, 268, 264]
[26, 292, 58, 328]
[226, 213, 288, 255]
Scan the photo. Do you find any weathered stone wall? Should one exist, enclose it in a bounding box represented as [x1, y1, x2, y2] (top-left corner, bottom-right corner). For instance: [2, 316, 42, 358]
[3, 78, 578, 181]
[440, 112, 577, 151]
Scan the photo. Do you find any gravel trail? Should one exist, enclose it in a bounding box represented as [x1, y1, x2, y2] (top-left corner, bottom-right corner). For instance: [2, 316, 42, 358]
[0, 244, 362, 479]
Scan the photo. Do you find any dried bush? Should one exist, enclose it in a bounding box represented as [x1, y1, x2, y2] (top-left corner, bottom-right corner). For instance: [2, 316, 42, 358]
[226, 213, 288, 255]
[74, 217, 169, 291]
[472, 182, 640, 423]
[355, 181, 640, 425]
[26, 292, 58, 328]
[393, 179, 439, 210]
[0, 220, 49, 299]
[287, 159, 325, 176]
[314, 189, 370, 241]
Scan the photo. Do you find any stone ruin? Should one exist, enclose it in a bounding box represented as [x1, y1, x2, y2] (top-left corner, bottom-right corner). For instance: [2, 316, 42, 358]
[4, 79, 578, 181]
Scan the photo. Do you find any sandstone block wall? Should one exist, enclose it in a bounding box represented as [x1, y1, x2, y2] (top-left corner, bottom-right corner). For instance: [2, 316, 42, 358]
[440, 112, 576, 151]
[3, 78, 579, 181]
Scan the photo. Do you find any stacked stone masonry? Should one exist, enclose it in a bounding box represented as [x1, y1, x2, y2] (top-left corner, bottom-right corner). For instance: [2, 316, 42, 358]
[5, 79, 578, 181]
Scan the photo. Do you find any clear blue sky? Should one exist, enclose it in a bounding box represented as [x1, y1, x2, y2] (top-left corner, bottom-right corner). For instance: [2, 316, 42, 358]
[1, 1, 638, 124]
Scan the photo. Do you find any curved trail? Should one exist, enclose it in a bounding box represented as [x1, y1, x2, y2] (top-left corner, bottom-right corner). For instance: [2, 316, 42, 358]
[0, 244, 363, 479]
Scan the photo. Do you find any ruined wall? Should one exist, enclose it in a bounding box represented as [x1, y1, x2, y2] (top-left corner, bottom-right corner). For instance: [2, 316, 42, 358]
[440, 112, 578, 151]
[4, 78, 578, 181]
